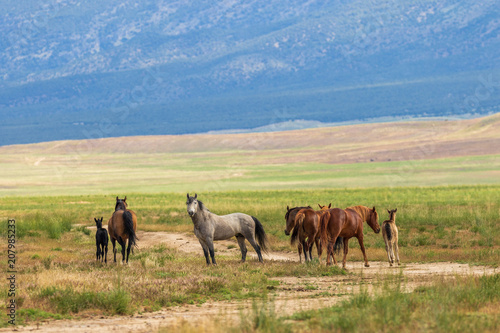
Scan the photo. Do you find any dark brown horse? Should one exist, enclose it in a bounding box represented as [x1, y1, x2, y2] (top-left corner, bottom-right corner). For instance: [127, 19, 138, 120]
[284, 205, 311, 262]
[320, 206, 380, 269]
[290, 204, 331, 262]
[108, 196, 138, 263]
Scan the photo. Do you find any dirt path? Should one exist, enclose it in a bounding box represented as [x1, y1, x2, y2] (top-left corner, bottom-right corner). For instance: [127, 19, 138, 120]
[8, 231, 497, 333]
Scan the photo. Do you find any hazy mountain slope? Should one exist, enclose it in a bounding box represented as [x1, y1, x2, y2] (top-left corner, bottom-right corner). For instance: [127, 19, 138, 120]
[1, 0, 499, 145]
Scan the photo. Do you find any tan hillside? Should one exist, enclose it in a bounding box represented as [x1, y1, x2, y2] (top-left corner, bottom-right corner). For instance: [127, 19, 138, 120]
[2, 114, 500, 165]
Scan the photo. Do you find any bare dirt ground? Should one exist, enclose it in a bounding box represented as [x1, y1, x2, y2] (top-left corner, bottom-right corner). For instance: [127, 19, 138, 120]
[7, 230, 498, 333]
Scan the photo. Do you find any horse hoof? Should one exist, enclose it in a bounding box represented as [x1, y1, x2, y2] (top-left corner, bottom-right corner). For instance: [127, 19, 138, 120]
[364, 263, 370, 267]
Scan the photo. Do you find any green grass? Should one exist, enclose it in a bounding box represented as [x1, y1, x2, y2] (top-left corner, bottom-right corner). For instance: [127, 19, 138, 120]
[1, 185, 499, 328]
[0, 150, 499, 196]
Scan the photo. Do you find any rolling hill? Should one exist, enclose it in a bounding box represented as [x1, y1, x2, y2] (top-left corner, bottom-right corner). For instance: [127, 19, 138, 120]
[1, 114, 499, 196]
[1, 0, 499, 145]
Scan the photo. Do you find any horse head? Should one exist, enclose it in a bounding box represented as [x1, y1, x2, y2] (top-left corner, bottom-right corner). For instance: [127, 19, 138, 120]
[115, 196, 128, 211]
[387, 208, 397, 222]
[186, 193, 199, 217]
[94, 217, 103, 229]
[318, 203, 331, 210]
[369, 206, 381, 233]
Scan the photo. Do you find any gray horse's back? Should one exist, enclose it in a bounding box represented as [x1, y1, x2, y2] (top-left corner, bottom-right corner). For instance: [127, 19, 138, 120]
[212, 212, 254, 240]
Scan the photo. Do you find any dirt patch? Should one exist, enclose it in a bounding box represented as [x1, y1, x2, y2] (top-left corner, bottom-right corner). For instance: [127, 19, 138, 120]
[7, 231, 497, 333]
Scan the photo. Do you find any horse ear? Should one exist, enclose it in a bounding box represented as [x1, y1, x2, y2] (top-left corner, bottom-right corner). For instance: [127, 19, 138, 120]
[318, 204, 322, 209]
[394, 208, 397, 213]
[373, 206, 376, 212]
[287, 205, 290, 211]
[328, 203, 331, 208]
[194, 193, 197, 199]
[116, 196, 119, 201]
[94, 218, 97, 222]
[124, 196, 127, 201]
[187, 193, 190, 199]
[387, 209, 390, 214]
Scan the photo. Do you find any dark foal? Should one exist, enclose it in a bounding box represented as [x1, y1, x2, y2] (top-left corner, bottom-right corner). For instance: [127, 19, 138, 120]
[95, 217, 108, 263]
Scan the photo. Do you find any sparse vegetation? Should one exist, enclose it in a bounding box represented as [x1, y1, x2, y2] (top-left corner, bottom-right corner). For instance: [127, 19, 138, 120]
[1, 185, 499, 329]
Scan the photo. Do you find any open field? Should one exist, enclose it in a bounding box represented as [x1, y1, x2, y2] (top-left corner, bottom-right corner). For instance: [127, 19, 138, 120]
[1, 114, 500, 196]
[1, 115, 499, 331]
[1, 187, 499, 331]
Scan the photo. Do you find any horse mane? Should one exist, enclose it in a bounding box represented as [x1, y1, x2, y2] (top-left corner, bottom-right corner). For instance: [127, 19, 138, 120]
[346, 205, 370, 221]
[384, 221, 393, 241]
[115, 200, 127, 211]
[197, 200, 210, 213]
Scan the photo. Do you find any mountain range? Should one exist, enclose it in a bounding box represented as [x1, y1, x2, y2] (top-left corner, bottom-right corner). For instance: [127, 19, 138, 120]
[1, 0, 499, 145]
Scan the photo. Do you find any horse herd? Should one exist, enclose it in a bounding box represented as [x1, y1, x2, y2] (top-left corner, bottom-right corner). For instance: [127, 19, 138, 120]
[94, 194, 400, 268]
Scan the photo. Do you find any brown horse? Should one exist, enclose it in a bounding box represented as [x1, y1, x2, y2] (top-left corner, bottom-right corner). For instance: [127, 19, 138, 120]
[284, 205, 311, 262]
[108, 196, 138, 263]
[320, 206, 380, 269]
[290, 204, 331, 262]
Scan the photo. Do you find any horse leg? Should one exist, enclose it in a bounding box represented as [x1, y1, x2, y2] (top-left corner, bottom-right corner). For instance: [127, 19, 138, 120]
[383, 235, 392, 266]
[236, 235, 248, 263]
[394, 238, 401, 266]
[197, 239, 211, 265]
[307, 237, 314, 261]
[96, 243, 100, 261]
[357, 236, 370, 267]
[126, 240, 132, 264]
[117, 237, 126, 263]
[390, 242, 396, 265]
[246, 236, 263, 263]
[342, 238, 349, 269]
[315, 237, 322, 262]
[326, 240, 333, 266]
[301, 240, 309, 262]
[111, 238, 117, 263]
[385, 241, 392, 266]
[104, 244, 108, 264]
[298, 243, 303, 263]
[207, 238, 217, 265]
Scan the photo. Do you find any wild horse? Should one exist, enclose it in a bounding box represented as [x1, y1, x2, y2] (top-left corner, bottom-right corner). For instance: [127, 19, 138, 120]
[108, 196, 138, 263]
[94, 217, 108, 263]
[186, 193, 269, 265]
[382, 208, 400, 266]
[321, 206, 380, 269]
[289, 204, 331, 262]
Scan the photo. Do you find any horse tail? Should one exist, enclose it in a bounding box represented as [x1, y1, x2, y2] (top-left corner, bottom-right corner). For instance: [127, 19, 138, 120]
[123, 210, 138, 248]
[385, 222, 392, 242]
[320, 211, 330, 249]
[252, 216, 269, 254]
[291, 212, 305, 246]
[333, 237, 343, 254]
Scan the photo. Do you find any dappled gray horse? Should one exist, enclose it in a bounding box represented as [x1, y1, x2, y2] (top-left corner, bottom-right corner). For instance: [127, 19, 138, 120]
[186, 193, 269, 265]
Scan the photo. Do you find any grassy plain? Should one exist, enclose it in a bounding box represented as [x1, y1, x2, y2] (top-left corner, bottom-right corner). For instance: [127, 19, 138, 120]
[1, 186, 499, 330]
[1, 114, 499, 196]
[1, 115, 499, 331]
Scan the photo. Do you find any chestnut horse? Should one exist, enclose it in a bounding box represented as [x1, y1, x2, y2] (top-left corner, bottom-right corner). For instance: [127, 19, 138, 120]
[108, 196, 138, 263]
[320, 206, 380, 269]
[290, 204, 331, 262]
